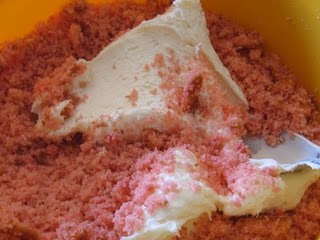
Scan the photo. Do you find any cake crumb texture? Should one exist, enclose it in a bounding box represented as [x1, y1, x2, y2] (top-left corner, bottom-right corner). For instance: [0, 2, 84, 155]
[0, 0, 319, 239]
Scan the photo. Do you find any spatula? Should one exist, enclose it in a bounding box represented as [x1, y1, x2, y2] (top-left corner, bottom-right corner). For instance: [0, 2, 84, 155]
[244, 132, 320, 172]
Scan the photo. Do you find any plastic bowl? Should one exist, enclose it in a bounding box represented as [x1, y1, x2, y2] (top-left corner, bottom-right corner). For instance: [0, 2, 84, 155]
[0, 0, 319, 239]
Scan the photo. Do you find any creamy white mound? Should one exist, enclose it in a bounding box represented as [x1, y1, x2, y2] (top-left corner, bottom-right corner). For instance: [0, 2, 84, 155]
[32, 0, 247, 137]
[122, 148, 319, 240]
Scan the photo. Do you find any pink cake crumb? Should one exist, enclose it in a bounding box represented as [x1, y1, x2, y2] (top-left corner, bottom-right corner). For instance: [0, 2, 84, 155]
[149, 88, 158, 95]
[126, 88, 139, 107]
[180, 70, 203, 113]
[152, 53, 165, 68]
[144, 64, 150, 72]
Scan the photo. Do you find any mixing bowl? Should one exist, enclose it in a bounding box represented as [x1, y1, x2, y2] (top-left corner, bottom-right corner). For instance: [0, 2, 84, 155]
[0, 0, 319, 239]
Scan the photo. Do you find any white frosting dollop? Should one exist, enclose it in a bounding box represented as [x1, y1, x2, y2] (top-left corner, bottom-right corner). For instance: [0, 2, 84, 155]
[32, 0, 247, 137]
[122, 149, 320, 240]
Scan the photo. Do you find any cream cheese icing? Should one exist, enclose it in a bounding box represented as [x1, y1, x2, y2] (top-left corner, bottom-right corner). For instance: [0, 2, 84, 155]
[32, 0, 247, 137]
[122, 149, 319, 240]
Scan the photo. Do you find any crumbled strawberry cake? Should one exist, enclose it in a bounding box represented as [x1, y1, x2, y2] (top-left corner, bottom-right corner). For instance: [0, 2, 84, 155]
[0, 1, 319, 240]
